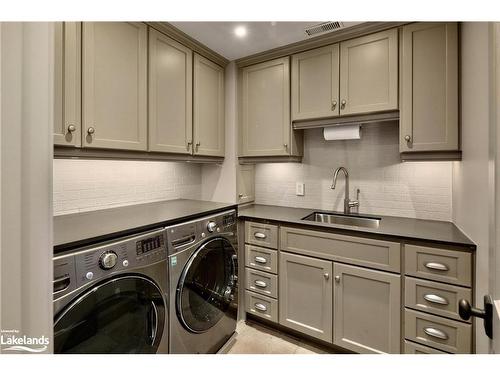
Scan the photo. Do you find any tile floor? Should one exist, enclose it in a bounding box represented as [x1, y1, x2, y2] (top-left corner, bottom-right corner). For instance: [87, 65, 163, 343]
[227, 320, 334, 354]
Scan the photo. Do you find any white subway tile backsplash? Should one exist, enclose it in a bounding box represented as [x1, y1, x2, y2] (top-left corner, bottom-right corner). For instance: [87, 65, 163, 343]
[53, 159, 202, 215]
[255, 123, 453, 221]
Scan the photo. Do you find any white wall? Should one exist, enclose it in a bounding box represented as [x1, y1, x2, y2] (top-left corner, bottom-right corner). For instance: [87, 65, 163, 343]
[201, 61, 238, 203]
[53, 159, 202, 215]
[0, 22, 53, 353]
[452, 22, 491, 354]
[255, 123, 453, 221]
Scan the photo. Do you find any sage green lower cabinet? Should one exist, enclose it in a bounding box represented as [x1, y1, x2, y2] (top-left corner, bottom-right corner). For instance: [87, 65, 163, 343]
[404, 340, 447, 354]
[279, 252, 333, 343]
[333, 263, 401, 354]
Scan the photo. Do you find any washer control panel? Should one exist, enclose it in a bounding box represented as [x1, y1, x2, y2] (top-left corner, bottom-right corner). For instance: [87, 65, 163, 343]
[62, 229, 167, 290]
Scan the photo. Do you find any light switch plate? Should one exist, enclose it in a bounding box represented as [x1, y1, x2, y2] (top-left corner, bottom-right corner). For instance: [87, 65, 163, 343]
[296, 182, 305, 196]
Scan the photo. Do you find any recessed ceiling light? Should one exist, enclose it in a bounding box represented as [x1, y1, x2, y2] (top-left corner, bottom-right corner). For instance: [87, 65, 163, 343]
[234, 26, 247, 38]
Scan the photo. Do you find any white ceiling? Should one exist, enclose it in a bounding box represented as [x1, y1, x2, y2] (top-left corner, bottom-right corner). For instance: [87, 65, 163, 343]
[170, 22, 363, 61]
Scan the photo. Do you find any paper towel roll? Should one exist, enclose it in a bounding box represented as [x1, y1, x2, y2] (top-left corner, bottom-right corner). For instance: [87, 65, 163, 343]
[323, 125, 361, 141]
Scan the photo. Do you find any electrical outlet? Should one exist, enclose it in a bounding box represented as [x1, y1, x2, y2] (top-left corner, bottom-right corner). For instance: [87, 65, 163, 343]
[296, 182, 305, 196]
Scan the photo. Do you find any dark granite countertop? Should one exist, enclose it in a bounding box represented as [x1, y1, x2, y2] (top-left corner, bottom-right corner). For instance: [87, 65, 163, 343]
[54, 199, 237, 252]
[238, 204, 475, 248]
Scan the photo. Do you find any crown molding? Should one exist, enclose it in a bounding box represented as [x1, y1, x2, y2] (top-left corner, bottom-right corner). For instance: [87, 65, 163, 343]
[147, 22, 230, 67]
[236, 22, 409, 67]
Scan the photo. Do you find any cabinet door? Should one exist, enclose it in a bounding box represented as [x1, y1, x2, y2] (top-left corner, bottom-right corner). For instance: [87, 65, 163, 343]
[237, 164, 255, 204]
[279, 252, 333, 343]
[82, 22, 147, 150]
[333, 263, 401, 353]
[291, 44, 340, 121]
[240, 57, 290, 157]
[148, 28, 192, 154]
[400, 23, 458, 152]
[339, 29, 398, 115]
[54, 22, 81, 147]
[193, 54, 225, 157]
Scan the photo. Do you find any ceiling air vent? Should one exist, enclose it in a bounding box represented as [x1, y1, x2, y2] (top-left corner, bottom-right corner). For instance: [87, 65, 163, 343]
[305, 22, 344, 37]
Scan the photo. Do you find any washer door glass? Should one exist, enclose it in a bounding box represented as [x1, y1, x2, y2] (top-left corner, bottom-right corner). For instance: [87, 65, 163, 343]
[54, 275, 165, 354]
[177, 237, 237, 333]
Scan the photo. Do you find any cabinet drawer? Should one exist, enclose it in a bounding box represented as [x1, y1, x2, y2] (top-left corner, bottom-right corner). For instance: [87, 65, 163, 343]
[404, 340, 448, 354]
[280, 226, 400, 272]
[245, 290, 278, 323]
[245, 267, 278, 298]
[405, 277, 472, 321]
[404, 309, 472, 353]
[245, 245, 278, 274]
[405, 244, 472, 287]
[245, 221, 278, 249]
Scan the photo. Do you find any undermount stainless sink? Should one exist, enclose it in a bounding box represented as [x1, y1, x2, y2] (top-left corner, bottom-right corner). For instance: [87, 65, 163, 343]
[301, 211, 381, 229]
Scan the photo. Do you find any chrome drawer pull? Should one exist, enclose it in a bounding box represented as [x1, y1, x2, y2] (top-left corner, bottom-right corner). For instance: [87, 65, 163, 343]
[254, 256, 267, 264]
[423, 327, 449, 340]
[254, 303, 267, 312]
[254, 280, 267, 288]
[254, 232, 267, 239]
[423, 294, 449, 305]
[424, 262, 449, 272]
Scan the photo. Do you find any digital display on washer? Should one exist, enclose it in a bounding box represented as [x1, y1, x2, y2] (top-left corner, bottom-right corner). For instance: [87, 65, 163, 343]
[136, 235, 164, 255]
[222, 214, 235, 227]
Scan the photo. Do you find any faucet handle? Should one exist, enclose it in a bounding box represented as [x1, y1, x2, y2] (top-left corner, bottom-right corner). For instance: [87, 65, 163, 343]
[348, 200, 359, 208]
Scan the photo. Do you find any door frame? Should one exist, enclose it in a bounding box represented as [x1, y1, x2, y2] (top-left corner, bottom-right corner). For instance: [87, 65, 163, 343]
[489, 22, 500, 353]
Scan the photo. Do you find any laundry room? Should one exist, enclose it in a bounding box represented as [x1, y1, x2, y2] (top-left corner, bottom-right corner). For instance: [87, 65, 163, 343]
[1, 0, 500, 373]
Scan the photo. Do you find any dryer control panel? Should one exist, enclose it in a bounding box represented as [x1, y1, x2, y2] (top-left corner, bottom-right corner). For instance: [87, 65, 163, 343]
[165, 209, 237, 256]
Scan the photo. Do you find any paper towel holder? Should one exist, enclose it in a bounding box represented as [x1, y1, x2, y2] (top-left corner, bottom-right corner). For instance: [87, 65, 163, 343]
[323, 124, 362, 141]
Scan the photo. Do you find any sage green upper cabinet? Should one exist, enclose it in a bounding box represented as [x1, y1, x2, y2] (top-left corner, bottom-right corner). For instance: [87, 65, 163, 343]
[400, 23, 458, 153]
[193, 53, 225, 157]
[148, 28, 192, 154]
[333, 263, 401, 354]
[54, 22, 81, 147]
[291, 44, 340, 121]
[237, 164, 255, 204]
[339, 29, 398, 116]
[279, 252, 333, 343]
[82, 22, 148, 151]
[240, 57, 301, 157]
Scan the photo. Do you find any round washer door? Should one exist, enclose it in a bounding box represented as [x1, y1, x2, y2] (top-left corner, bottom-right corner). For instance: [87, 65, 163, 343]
[54, 275, 165, 354]
[177, 237, 237, 333]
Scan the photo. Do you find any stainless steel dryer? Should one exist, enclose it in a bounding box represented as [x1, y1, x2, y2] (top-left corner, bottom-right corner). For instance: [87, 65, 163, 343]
[166, 209, 238, 354]
[53, 229, 169, 354]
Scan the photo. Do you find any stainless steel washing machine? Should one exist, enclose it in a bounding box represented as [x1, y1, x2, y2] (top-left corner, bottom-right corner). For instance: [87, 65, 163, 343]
[166, 209, 238, 354]
[53, 229, 169, 354]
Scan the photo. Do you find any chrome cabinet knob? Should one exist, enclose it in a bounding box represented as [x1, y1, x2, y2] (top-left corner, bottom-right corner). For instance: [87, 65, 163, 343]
[331, 100, 337, 110]
[187, 141, 192, 150]
[67, 124, 76, 133]
[404, 135, 411, 142]
[284, 143, 288, 150]
[334, 275, 341, 283]
[324, 273, 330, 280]
[340, 99, 346, 109]
[87, 127, 95, 135]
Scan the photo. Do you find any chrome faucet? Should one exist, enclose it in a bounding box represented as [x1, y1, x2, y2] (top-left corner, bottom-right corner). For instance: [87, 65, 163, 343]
[331, 167, 359, 214]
